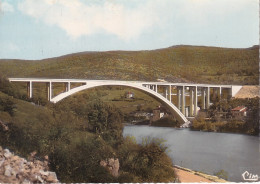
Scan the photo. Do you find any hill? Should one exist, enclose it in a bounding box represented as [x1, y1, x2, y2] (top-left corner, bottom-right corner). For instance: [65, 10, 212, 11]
[0, 45, 259, 85]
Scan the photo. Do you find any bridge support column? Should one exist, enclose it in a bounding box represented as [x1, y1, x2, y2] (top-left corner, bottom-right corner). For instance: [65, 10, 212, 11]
[165, 86, 168, 100]
[155, 85, 158, 93]
[181, 86, 185, 115]
[189, 87, 194, 117]
[206, 87, 210, 109]
[169, 85, 172, 102]
[201, 87, 206, 109]
[47, 82, 53, 101]
[217, 87, 222, 100]
[194, 86, 198, 116]
[177, 87, 181, 110]
[27, 81, 32, 98]
[64, 82, 71, 92]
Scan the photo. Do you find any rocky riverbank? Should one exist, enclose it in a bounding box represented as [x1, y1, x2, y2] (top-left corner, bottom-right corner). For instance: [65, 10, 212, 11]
[0, 147, 59, 183]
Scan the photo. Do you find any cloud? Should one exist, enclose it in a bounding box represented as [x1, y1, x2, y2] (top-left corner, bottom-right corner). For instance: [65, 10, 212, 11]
[18, 0, 160, 41]
[17, 0, 258, 42]
[0, 1, 14, 13]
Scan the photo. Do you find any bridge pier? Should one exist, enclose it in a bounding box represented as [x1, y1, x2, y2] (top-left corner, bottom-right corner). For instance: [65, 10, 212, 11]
[189, 87, 194, 117]
[181, 86, 185, 115]
[46, 82, 53, 101]
[194, 86, 198, 116]
[206, 87, 210, 109]
[177, 87, 181, 110]
[201, 87, 206, 109]
[169, 85, 172, 103]
[217, 87, 222, 100]
[165, 86, 168, 100]
[65, 82, 71, 92]
[153, 85, 156, 92]
[27, 81, 32, 98]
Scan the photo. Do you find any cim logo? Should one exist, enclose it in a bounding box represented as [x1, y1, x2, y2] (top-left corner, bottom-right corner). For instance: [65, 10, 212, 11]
[242, 171, 259, 182]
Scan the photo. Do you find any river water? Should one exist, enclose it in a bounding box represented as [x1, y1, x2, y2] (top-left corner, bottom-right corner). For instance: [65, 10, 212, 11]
[123, 125, 260, 182]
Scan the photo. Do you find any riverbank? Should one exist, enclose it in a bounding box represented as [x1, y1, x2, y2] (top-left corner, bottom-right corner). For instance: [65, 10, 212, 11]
[173, 165, 228, 183]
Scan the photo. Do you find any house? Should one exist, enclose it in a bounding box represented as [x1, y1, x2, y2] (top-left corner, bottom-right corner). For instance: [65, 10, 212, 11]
[125, 91, 134, 99]
[150, 105, 167, 122]
[231, 106, 247, 117]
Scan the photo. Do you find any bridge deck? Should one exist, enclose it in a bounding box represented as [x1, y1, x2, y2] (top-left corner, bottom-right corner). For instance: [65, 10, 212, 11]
[8, 78, 234, 88]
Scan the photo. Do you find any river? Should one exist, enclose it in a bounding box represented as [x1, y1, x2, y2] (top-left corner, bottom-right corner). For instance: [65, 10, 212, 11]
[123, 125, 260, 182]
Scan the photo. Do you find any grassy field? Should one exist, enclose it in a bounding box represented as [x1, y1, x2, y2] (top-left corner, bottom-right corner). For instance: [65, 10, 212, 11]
[0, 45, 258, 85]
[56, 86, 162, 115]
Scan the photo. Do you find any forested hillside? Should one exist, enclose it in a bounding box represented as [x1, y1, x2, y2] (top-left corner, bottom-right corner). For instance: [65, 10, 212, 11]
[0, 45, 258, 85]
[0, 78, 175, 182]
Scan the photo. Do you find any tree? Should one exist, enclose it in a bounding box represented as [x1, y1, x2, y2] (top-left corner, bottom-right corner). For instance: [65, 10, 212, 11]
[87, 100, 124, 145]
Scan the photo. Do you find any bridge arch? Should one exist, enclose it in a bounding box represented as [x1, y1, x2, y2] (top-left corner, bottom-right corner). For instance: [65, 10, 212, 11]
[51, 81, 190, 125]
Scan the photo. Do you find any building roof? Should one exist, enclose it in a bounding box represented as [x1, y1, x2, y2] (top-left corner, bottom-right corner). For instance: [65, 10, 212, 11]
[231, 106, 247, 112]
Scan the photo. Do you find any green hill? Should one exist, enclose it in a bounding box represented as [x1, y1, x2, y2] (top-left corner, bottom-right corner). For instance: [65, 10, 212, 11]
[0, 45, 259, 85]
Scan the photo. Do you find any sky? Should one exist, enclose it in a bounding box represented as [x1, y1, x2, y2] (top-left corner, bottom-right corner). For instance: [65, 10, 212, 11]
[0, 0, 259, 60]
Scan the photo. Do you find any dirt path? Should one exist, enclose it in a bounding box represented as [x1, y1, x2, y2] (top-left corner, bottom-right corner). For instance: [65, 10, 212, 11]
[174, 168, 213, 183]
[173, 166, 227, 183]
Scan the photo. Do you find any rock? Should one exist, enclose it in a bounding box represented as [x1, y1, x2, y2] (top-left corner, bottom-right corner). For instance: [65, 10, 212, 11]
[0, 147, 59, 183]
[3, 149, 12, 158]
[100, 158, 120, 177]
[35, 175, 44, 183]
[112, 159, 119, 177]
[4, 165, 12, 177]
[46, 172, 58, 182]
[0, 158, 5, 167]
[22, 179, 30, 184]
[39, 170, 49, 176]
[100, 160, 107, 167]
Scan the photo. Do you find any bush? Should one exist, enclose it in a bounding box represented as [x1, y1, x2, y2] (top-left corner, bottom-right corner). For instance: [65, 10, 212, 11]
[118, 136, 175, 182]
[0, 96, 16, 116]
[215, 169, 228, 180]
[49, 136, 116, 183]
[151, 116, 181, 127]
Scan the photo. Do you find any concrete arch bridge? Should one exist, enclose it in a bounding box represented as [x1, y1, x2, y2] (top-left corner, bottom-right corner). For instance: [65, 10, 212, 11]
[8, 78, 242, 127]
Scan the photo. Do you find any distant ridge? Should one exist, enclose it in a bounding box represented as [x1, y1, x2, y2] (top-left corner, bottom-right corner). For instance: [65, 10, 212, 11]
[0, 45, 258, 85]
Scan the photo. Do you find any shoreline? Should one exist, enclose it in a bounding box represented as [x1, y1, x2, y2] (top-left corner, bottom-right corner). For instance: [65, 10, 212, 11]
[173, 165, 228, 183]
[125, 123, 258, 137]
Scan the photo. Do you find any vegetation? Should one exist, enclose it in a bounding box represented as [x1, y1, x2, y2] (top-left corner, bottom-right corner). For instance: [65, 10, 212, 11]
[0, 45, 258, 85]
[191, 97, 259, 135]
[214, 169, 228, 180]
[0, 78, 175, 182]
[151, 116, 182, 128]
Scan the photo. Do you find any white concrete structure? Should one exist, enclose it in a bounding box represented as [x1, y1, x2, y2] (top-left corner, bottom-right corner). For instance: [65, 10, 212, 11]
[8, 78, 243, 126]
